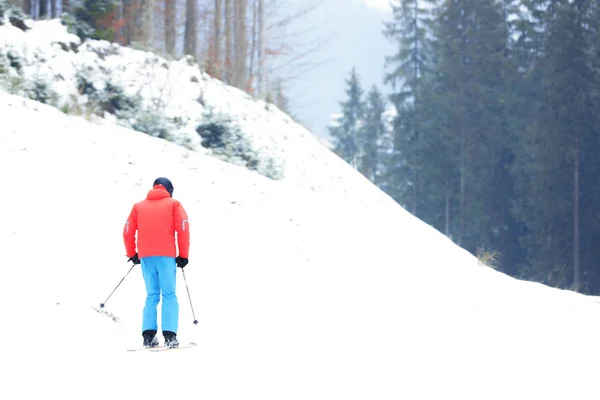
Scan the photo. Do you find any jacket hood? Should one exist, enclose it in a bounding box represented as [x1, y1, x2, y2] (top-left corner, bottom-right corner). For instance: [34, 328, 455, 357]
[147, 186, 172, 200]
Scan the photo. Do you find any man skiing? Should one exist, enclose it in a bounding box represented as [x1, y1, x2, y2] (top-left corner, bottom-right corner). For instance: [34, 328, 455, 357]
[123, 177, 190, 348]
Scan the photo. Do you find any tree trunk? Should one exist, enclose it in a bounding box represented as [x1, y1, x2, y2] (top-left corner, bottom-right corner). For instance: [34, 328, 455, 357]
[22, 0, 31, 16]
[165, 0, 176, 56]
[458, 116, 465, 247]
[50, 0, 56, 17]
[248, 0, 257, 93]
[257, 0, 264, 97]
[184, 0, 198, 57]
[234, 0, 248, 90]
[212, 0, 222, 77]
[233, 0, 240, 88]
[39, 0, 48, 18]
[573, 142, 580, 291]
[445, 192, 450, 237]
[141, 0, 153, 49]
[412, 0, 419, 217]
[122, 0, 135, 45]
[224, 0, 233, 84]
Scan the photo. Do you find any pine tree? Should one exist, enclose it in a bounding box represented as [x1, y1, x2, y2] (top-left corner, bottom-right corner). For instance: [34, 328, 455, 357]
[358, 85, 387, 184]
[383, 0, 437, 215]
[512, 0, 600, 292]
[431, 0, 507, 250]
[328, 68, 364, 168]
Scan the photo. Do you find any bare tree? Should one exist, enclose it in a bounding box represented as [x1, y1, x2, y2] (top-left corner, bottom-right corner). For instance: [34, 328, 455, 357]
[209, 0, 222, 77]
[256, 0, 265, 97]
[142, 0, 154, 49]
[123, 0, 137, 45]
[23, 0, 32, 16]
[233, 0, 248, 89]
[265, 0, 329, 82]
[248, 0, 257, 92]
[165, 0, 176, 56]
[184, 0, 198, 57]
[224, 0, 233, 83]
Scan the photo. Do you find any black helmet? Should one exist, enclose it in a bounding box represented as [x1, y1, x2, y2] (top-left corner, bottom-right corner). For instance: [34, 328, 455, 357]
[153, 177, 174, 197]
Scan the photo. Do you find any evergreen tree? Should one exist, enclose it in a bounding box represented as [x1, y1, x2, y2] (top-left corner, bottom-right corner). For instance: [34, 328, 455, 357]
[383, 0, 437, 215]
[358, 85, 387, 184]
[487, 0, 526, 277]
[328, 68, 364, 168]
[431, 0, 507, 251]
[512, 0, 600, 292]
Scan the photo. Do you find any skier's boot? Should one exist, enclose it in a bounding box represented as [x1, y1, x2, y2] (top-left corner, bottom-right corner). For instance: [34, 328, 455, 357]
[143, 330, 159, 348]
[163, 330, 179, 348]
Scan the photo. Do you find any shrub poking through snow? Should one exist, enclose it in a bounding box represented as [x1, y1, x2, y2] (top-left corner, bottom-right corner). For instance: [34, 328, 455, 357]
[197, 109, 260, 169]
[76, 71, 138, 115]
[74, 69, 174, 139]
[0, 49, 6, 75]
[127, 110, 172, 140]
[196, 108, 284, 180]
[25, 78, 57, 105]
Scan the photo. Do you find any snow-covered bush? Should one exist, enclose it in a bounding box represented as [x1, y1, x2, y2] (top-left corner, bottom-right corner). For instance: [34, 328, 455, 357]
[24, 78, 57, 105]
[0, 0, 27, 30]
[0, 50, 27, 98]
[126, 110, 172, 140]
[76, 70, 138, 115]
[5, 48, 21, 72]
[197, 109, 259, 169]
[0, 49, 6, 75]
[61, 12, 95, 42]
[196, 108, 283, 180]
[74, 69, 175, 138]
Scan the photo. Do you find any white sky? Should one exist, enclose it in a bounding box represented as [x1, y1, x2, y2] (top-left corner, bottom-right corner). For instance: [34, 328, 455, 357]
[359, 0, 393, 12]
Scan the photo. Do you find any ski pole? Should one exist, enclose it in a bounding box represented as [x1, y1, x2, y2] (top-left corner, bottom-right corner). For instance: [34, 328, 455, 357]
[181, 268, 199, 325]
[100, 263, 136, 308]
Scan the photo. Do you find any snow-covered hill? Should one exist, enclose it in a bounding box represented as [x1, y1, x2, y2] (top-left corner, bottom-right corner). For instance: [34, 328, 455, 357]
[2, 15, 600, 400]
[0, 16, 375, 196]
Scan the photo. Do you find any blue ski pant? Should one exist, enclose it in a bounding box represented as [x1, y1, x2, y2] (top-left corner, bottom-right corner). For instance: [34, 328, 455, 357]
[141, 256, 179, 334]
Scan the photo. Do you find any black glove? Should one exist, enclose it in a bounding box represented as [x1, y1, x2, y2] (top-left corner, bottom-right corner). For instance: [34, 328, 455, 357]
[129, 253, 141, 265]
[176, 256, 188, 269]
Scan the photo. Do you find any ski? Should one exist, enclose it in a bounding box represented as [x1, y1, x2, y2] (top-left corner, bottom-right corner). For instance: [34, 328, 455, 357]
[127, 342, 197, 352]
[127, 345, 167, 352]
[149, 342, 197, 352]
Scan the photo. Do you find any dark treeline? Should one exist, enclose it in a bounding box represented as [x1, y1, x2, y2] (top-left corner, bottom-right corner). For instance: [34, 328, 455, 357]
[330, 0, 600, 294]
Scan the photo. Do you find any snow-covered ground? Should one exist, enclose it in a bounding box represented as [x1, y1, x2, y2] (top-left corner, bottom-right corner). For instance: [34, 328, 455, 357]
[2, 88, 600, 399]
[1, 14, 600, 400]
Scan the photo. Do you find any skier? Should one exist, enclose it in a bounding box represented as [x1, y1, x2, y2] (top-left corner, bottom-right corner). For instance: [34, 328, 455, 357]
[123, 177, 190, 348]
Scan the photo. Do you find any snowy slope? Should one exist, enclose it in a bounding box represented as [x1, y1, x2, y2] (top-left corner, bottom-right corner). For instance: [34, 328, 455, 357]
[1, 15, 600, 400]
[2, 88, 600, 400]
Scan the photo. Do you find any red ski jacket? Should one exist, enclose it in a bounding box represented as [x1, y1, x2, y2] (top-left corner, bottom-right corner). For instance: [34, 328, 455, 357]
[123, 185, 190, 259]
